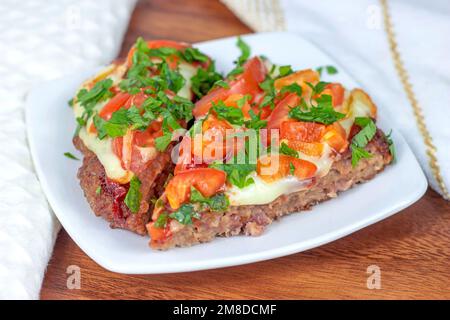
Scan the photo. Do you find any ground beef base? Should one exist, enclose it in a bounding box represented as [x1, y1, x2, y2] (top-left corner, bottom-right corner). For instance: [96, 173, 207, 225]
[149, 130, 393, 249]
[74, 137, 173, 235]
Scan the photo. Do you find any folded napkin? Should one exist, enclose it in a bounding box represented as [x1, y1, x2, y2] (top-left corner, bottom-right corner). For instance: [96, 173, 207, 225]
[0, 0, 136, 299]
[222, 0, 450, 200]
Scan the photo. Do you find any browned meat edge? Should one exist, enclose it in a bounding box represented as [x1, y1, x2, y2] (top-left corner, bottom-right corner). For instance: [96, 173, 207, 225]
[148, 129, 393, 249]
[74, 137, 173, 235]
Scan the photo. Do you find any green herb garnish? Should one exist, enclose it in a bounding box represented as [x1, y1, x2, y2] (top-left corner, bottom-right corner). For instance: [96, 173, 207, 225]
[288, 97, 345, 125]
[316, 65, 338, 76]
[210, 159, 256, 189]
[124, 176, 142, 213]
[277, 65, 293, 77]
[279, 142, 299, 158]
[280, 83, 303, 96]
[169, 204, 200, 225]
[350, 117, 377, 167]
[154, 213, 169, 228]
[212, 101, 244, 125]
[236, 36, 251, 66]
[244, 110, 267, 129]
[386, 130, 396, 162]
[63, 152, 79, 160]
[190, 187, 229, 212]
[191, 62, 223, 98]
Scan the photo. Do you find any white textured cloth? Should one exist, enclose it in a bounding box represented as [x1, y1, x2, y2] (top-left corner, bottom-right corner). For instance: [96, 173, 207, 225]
[222, 0, 450, 199]
[0, 0, 136, 299]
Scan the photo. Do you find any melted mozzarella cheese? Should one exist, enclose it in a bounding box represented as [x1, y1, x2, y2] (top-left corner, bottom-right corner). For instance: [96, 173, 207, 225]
[178, 62, 198, 100]
[73, 63, 132, 183]
[227, 174, 312, 206]
[78, 127, 133, 183]
[339, 90, 376, 136]
[227, 144, 334, 206]
[298, 143, 334, 178]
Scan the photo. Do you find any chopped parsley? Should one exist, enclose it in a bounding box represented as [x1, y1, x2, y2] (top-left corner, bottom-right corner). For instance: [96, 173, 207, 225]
[279, 142, 299, 158]
[306, 81, 329, 95]
[182, 47, 209, 63]
[386, 130, 396, 162]
[190, 187, 229, 212]
[191, 62, 223, 98]
[227, 66, 244, 78]
[74, 78, 114, 134]
[153, 212, 169, 228]
[316, 65, 338, 76]
[236, 36, 251, 66]
[288, 99, 345, 125]
[212, 80, 230, 90]
[288, 82, 345, 125]
[210, 157, 256, 189]
[154, 112, 183, 151]
[95, 186, 102, 195]
[277, 65, 293, 77]
[212, 101, 244, 125]
[124, 176, 142, 214]
[169, 204, 200, 225]
[77, 79, 114, 112]
[244, 110, 267, 129]
[226, 36, 251, 78]
[63, 152, 79, 160]
[258, 77, 276, 109]
[280, 83, 303, 96]
[350, 117, 377, 167]
[289, 162, 296, 175]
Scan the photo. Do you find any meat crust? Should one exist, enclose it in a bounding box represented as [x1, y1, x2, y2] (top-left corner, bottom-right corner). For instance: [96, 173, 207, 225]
[148, 129, 393, 249]
[74, 137, 173, 235]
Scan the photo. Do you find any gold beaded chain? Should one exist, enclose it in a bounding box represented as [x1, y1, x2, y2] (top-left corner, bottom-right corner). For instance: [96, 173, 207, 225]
[380, 0, 449, 199]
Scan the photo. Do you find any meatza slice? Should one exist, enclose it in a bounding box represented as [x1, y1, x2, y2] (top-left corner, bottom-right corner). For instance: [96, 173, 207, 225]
[74, 137, 173, 235]
[147, 129, 392, 249]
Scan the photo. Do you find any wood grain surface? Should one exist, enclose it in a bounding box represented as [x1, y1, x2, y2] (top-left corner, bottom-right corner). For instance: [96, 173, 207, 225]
[40, 0, 450, 300]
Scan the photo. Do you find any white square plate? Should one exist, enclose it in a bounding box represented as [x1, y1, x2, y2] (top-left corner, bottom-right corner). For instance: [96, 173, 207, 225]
[26, 32, 427, 274]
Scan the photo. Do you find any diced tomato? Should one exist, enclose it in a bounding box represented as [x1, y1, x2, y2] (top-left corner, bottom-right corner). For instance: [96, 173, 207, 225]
[165, 168, 226, 209]
[112, 137, 124, 167]
[111, 121, 163, 173]
[126, 39, 190, 68]
[257, 154, 317, 183]
[280, 121, 326, 142]
[287, 141, 324, 157]
[274, 69, 320, 97]
[98, 92, 131, 120]
[88, 122, 97, 134]
[255, 105, 272, 120]
[191, 114, 239, 164]
[266, 93, 300, 131]
[321, 83, 345, 107]
[193, 56, 267, 118]
[147, 222, 171, 242]
[133, 121, 162, 147]
[322, 122, 349, 153]
[123, 90, 149, 109]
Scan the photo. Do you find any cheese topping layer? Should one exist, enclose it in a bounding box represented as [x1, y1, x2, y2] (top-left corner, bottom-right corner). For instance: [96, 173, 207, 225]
[226, 89, 376, 206]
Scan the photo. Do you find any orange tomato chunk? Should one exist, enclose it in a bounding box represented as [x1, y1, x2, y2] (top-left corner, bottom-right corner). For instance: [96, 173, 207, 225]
[257, 154, 317, 183]
[165, 168, 226, 209]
